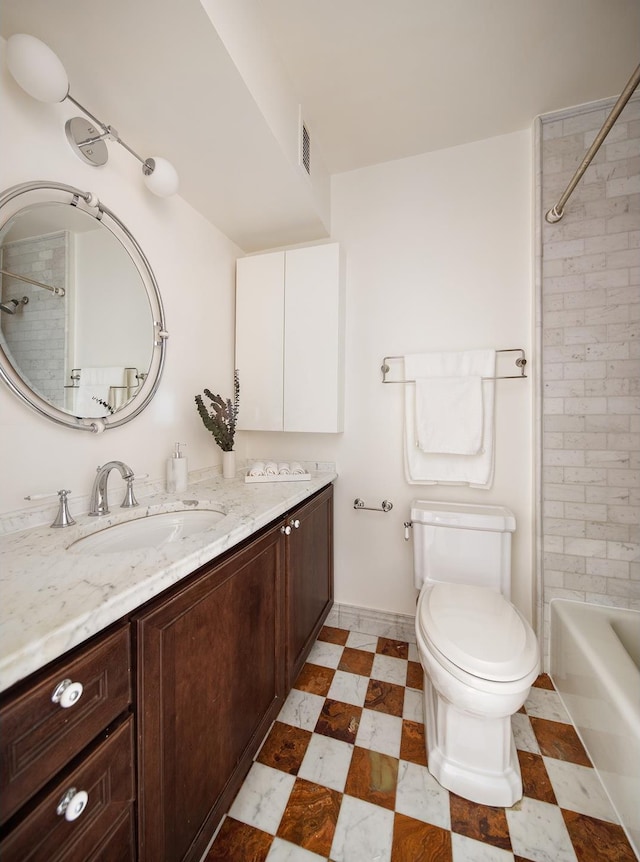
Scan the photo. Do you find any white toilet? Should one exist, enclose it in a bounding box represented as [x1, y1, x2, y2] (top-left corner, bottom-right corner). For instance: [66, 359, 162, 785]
[411, 500, 539, 807]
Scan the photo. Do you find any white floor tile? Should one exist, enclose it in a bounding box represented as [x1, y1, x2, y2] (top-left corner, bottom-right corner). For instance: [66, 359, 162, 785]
[395, 759, 451, 830]
[505, 796, 578, 862]
[371, 653, 408, 686]
[451, 832, 515, 861]
[512, 712, 541, 754]
[330, 794, 394, 862]
[524, 688, 571, 723]
[408, 642, 420, 663]
[543, 757, 618, 823]
[228, 762, 295, 835]
[355, 708, 403, 758]
[306, 639, 344, 669]
[266, 837, 327, 862]
[346, 630, 378, 652]
[327, 669, 369, 707]
[277, 688, 325, 731]
[403, 687, 424, 723]
[297, 733, 354, 793]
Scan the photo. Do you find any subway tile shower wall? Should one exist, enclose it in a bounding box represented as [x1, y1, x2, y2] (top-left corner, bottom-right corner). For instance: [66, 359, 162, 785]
[539, 95, 640, 658]
[1, 231, 67, 404]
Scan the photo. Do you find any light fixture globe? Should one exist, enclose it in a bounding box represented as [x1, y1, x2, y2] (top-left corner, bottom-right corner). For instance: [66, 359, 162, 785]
[142, 157, 179, 197]
[6, 33, 69, 103]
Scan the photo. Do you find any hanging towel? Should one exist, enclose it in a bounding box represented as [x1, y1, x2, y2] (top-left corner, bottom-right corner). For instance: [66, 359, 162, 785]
[73, 367, 126, 417]
[415, 375, 484, 454]
[404, 350, 496, 487]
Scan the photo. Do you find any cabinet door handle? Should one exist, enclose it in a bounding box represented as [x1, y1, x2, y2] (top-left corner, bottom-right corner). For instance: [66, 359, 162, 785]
[51, 678, 84, 708]
[56, 787, 89, 821]
[289, 519, 301, 529]
[280, 524, 292, 535]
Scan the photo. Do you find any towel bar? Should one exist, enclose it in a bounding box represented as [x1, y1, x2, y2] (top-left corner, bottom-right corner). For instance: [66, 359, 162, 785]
[354, 498, 393, 513]
[381, 348, 527, 383]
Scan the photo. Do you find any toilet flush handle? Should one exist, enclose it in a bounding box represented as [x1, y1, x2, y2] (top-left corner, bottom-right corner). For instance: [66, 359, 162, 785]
[404, 521, 412, 541]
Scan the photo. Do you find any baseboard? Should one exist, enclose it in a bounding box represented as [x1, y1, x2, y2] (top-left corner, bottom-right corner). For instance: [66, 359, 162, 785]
[326, 602, 416, 643]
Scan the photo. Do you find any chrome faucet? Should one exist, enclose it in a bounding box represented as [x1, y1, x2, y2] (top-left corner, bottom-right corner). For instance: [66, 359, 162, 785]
[88, 461, 139, 516]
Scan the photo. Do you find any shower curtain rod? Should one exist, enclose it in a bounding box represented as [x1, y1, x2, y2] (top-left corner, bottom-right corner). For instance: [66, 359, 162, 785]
[0, 268, 65, 296]
[545, 62, 640, 224]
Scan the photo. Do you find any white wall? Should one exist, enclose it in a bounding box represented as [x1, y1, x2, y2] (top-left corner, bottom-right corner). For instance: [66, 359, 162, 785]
[0, 40, 242, 516]
[246, 131, 536, 623]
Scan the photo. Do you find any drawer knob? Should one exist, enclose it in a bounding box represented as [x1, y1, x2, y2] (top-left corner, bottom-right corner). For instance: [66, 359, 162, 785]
[289, 518, 300, 529]
[51, 678, 84, 708]
[56, 787, 89, 821]
[281, 524, 292, 535]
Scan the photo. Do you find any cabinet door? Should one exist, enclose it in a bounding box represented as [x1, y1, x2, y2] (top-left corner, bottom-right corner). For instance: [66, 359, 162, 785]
[284, 244, 344, 432]
[235, 252, 284, 431]
[136, 526, 284, 862]
[286, 485, 334, 686]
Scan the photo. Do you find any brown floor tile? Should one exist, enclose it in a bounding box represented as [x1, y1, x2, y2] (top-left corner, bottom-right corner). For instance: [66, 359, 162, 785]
[406, 660, 424, 690]
[205, 817, 273, 862]
[533, 673, 555, 690]
[338, 646, 375, 676]
[517, 750, 557, 804]
[562, 809, 637, 862]
[530, 716, 592, 766]
[392, 813, 453, 862]
[293, 662, 335, 696]
[377, 637, 410, 659]
[315, 698, 362, 743]
[449, 793, 512, 852]
[344, 745, 398, 810]
[276, 777, 342, 857]
[365, 678, 405, 717]
[400, 719, 428, 767]
[256, 721, 312, 775]
[318, 625, 349, 645]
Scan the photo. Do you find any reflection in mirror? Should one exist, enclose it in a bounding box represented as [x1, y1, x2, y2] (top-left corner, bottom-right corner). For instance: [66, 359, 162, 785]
[0, 182, 167, 432]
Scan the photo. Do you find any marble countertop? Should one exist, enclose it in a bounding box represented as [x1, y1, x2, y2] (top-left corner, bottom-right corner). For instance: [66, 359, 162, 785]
[0, 467, 336, 694]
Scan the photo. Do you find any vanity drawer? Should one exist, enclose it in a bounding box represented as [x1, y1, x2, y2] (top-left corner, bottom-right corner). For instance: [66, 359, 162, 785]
[0, 624, 131, 824]
[0, 716, 135, 862]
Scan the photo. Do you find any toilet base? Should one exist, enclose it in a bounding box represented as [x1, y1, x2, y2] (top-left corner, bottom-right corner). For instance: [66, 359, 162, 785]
[423, 675, 523, 807]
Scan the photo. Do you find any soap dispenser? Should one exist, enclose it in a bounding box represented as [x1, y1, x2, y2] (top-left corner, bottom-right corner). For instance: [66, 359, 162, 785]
[166, 442, 188, 493]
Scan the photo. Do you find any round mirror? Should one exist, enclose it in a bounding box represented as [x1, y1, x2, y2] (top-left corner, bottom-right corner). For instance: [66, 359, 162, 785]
[0, 181, 167, 432]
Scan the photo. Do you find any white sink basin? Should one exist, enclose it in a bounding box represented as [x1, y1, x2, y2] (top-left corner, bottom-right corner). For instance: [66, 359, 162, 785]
[69, 509, 228, 554]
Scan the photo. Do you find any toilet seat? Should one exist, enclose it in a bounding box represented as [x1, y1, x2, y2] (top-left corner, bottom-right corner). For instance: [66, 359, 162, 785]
[418, 583, 538, 682]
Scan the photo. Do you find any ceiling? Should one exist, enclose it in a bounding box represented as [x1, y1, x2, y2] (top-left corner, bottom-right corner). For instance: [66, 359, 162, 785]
[2, 1, 639, 251]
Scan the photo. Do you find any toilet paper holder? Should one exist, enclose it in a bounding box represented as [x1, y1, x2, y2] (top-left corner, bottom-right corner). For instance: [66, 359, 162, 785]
[353, 498, 393, 513]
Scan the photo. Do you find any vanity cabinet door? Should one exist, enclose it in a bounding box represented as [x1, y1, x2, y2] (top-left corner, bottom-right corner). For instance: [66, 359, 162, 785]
[136, 525, 285, 862]
[285, 485, 334, 686]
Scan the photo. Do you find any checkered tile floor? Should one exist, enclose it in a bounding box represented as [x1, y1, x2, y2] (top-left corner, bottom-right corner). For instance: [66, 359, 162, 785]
[204, 624, 636, 862]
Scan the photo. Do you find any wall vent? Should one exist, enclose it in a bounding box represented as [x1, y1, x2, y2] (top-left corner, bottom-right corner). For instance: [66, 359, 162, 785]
[301, 122, 311, 175]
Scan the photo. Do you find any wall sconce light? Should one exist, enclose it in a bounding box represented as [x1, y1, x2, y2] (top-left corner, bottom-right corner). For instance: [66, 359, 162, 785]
[6, 33, 179, 197]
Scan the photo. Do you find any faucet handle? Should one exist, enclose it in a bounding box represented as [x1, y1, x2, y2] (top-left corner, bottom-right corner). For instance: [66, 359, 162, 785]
[51, 490, 76, 528]
[121, 476, 139, 509]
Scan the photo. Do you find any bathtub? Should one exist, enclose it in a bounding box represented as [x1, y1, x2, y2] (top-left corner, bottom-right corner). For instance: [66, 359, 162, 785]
[550, 599, 640, 857]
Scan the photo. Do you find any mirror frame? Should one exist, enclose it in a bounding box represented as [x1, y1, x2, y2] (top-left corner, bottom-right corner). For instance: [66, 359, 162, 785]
[0, 181, 168, 433]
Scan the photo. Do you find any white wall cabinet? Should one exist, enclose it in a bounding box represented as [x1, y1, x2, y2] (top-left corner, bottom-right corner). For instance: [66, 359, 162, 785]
[235, 242, 345, 433]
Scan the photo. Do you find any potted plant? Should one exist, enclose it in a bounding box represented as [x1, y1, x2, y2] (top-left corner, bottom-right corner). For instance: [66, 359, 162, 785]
[195, 370, 239, 477]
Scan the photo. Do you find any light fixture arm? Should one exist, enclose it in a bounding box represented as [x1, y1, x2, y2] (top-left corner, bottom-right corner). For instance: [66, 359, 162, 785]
[6, 34, 179, 197]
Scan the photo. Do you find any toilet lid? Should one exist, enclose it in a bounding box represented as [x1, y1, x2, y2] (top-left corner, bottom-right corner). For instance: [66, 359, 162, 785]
[418, 583, 538, 682]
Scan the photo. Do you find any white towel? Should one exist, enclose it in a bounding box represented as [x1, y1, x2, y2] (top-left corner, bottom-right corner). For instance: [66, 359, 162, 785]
[73, 367, 127, 418]
[290, 462, 305, 475]
[415, 376, 483, 454]
[278, 462, 291, 475]
[404, 350, 496, 487]
[264, 461, 278, 476]
[248, 461, 265, 476]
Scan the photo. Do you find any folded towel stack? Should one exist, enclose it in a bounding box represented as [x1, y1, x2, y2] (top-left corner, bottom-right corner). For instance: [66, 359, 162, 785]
[247, 460, 307, 477]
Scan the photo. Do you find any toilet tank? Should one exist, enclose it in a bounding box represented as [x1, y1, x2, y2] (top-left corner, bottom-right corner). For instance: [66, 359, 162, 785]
[411, 501, 516, 598]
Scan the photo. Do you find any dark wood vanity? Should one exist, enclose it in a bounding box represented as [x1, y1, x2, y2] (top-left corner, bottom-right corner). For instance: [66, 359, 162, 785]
[0, 484, 334, 862]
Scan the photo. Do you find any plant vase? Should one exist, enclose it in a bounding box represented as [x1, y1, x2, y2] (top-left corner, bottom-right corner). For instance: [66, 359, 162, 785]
[222, 450, 236, 479]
